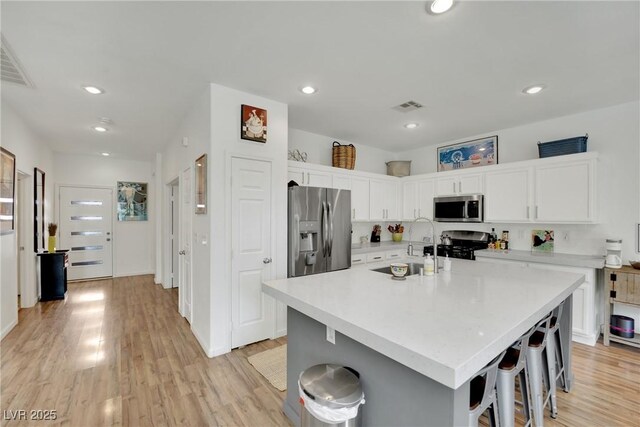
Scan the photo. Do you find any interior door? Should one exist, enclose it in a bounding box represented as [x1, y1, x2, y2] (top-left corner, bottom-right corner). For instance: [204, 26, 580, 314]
[171, 184, 179, 288]
[59, 186, 113, 280]
[180, 168, 192, 321]
[231, 157, 274, 348]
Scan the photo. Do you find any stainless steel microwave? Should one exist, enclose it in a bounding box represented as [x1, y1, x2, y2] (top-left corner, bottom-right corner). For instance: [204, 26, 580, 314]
[434, 194, 484, 223]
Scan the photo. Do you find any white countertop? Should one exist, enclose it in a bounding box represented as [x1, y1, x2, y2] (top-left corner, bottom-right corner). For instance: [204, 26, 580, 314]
[352, 240, 424, 255]
[475, 249, 605, 269]
[262, 258, 584, 389]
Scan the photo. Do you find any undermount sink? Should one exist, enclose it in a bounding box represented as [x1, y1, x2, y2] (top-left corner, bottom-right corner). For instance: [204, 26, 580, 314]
[371, 262, 424, 277]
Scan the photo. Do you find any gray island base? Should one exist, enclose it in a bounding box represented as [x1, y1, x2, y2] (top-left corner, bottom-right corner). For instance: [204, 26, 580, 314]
[284, 301, 573, 427]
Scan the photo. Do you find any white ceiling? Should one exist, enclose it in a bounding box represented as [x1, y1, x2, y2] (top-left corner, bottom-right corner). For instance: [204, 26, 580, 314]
[1, 1, 638, 160]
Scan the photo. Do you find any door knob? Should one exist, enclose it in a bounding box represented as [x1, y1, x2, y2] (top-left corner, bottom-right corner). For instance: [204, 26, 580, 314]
[263, 257, 272, 264]
[179, 250, 186, 255]
[106, 238, 111, 242]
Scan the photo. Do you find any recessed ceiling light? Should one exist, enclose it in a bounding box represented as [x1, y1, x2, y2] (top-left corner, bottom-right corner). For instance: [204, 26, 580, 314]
[83, 86, 105, 95]
[300, 86, 317, 95]
[523, 84, 546, 95]
[430, 0, 453, 14]
[404, 123, 419, 129]
[101, 152, 110, 156]
[93, 126, 108, 132]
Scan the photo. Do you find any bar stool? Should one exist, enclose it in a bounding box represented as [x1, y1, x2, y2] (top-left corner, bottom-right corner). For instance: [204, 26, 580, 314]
[496, 326, 536, 427]
[469, 350, 507, 427]
[526, 312, 556, 426]
[543, 301, 568, 421]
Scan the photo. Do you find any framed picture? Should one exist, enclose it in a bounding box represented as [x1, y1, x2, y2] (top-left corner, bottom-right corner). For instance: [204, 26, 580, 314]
[34, 168, 45, 251]
[437, 135, 498, 172]
[532, 229, 554, 253]
[195, 154, 207, 214]
[0, 147, 16, 235]
[241, 104, 267, 143]
[117, 181, 148, 221]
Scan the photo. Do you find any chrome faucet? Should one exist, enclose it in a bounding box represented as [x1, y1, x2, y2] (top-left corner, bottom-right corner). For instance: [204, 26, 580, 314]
[409, 216, 438, 274]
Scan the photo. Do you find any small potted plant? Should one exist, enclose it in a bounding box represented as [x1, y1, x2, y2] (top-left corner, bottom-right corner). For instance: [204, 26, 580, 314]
[48, 223, 58, 253]
[387, 223, 404, 242]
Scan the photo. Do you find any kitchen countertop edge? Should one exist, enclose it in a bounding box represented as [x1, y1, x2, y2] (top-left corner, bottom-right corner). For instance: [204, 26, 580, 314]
[475, 249, 605, 269]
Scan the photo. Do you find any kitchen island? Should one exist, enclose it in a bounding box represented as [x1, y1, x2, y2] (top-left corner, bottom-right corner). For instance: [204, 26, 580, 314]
[262, 258, 585, 426]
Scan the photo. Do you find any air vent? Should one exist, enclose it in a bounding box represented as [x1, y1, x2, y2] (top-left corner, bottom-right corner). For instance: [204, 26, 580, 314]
[1, 35, 33, 88]
[392, 100, 423, 112]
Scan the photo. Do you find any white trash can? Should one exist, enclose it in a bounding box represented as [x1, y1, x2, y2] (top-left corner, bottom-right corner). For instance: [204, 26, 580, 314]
[299, 364, 365, 427]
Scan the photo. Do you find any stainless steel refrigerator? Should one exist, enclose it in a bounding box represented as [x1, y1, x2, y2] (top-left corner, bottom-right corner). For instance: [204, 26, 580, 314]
[288, 186, 351, 277]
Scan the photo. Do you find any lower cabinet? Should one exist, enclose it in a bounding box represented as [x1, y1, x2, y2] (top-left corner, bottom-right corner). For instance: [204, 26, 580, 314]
[476, 257, 601, 346]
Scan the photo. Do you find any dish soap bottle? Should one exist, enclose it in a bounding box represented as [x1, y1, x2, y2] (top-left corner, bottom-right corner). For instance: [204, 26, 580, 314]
[424, 254, 435, 276]
[443, 254, 452, 272]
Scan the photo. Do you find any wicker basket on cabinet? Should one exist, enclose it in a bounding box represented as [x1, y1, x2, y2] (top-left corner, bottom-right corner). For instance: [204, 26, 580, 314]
[332, 141, 356, 170]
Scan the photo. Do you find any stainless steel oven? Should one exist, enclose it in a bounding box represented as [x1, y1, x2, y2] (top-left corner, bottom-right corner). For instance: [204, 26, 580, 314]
[434, 194, 484, 223]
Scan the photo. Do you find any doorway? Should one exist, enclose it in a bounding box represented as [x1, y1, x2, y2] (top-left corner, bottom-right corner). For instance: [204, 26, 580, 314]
[58, 186, 114, 280]
[179, 167, 192, 322]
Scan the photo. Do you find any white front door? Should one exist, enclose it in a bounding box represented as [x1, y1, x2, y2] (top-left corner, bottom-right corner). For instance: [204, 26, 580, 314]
[59, 186, 113, 280]
[231, 157, 274, 348]
[179, 168, 192, 322]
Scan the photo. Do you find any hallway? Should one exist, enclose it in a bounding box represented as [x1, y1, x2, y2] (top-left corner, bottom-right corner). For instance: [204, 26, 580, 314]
[1, 276, 289, 426]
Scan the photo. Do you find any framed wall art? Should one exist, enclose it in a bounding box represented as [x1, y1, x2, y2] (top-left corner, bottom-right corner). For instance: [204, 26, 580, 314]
[532, 229, 554, 253]
[117, 181, 148, 221]
[34, 168, 45, 251]
[241, 104, 267, 143]
[0, 147, 16, 235]
[437, 135, 498, 172]
[195, 154, 207, 214]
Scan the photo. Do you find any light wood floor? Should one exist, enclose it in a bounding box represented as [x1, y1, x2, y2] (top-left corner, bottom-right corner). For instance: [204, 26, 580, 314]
[2, 274, 639, 426]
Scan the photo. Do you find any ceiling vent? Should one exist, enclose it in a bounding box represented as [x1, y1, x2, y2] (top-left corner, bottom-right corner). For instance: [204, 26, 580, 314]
[1, 35, 34, 88]
[392, 100, 423, 113]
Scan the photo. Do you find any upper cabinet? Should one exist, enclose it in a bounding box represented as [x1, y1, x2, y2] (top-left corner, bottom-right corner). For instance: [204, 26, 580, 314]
[534, 158, 595, 223]
[484, 167, 533, 222]
[436, 173, 483, 196]
[333, 174, 370, 221]
[289, 152, 598, 226]
[484, 153, 597, 223]
[370, 179, 400, 221]
[403, 179, 435, 220]
[288, 166, 332, 187]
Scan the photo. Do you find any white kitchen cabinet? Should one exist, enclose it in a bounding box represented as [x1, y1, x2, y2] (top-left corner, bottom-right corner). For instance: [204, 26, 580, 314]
[436, 173, 483, 196]
[534, 159, 595, 223]
[385, 249, 405, 260]
[403, 179, 435, 220]
[484, 167, 533, 222]
[366, 252, 386, 263]
[288, 166, 332, 187]
[352, 253, 366, 265]
[476, 257, 600, 346]
[370, 179, 400, 221]
[333, 174, 370, 221]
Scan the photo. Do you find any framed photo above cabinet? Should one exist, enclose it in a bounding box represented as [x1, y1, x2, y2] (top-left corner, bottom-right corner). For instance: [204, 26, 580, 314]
[0, 147, 16, 235]
[195, 154, 207, 214]
[34, 168, 45, 251]
[437, 135, 498, 172]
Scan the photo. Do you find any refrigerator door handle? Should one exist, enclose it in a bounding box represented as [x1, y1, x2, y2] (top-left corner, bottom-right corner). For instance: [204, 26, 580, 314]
[328, 201, 334, 257]
[322, 201, 328, 256]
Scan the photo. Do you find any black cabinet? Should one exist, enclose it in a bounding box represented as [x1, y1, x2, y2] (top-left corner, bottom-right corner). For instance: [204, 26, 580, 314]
[37, 250, 68, 301]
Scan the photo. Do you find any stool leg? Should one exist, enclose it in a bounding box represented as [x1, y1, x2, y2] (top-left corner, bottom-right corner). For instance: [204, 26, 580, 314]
[545, 336, 559, 418]
[489, 397, 501, 427]
[497, 370, 515, 427]
[526, 347, 545, 427]
[554, 329, 568, 392]
[519, 370, 532, 427]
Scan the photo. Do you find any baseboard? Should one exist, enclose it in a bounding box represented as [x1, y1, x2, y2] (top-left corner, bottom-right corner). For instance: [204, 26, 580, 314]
[1, 319, 18, 340]
[283, 399, 299, 426]
[572, 332, 597, 346]
[191, 325, 215, 358]
[113, 270, 155, 278]
[274, 327, 287, 338]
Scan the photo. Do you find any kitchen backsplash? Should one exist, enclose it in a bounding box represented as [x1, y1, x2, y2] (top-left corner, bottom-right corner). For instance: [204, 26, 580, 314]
[352, 221, 612, 257]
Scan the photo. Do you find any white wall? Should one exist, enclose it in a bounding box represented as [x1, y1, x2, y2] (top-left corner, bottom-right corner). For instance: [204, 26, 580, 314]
[289, 128, 397, 175]
[400, 101, 640, 261]
[1, 102, 55, 338]
[209, 83, 288, 356]
[53, 153, 155, 277]
[160, 87, 212, 354]
[160, 84, 288, 358]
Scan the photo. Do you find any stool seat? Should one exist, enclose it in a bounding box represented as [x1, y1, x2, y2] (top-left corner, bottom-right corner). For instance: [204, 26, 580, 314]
[469, 376, 486, 410]
[499, 347, 520, 370]
[529, 331, 545, 347]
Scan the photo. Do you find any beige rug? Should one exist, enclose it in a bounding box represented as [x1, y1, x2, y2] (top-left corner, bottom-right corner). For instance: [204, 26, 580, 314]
[247, 344, 287, 391]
